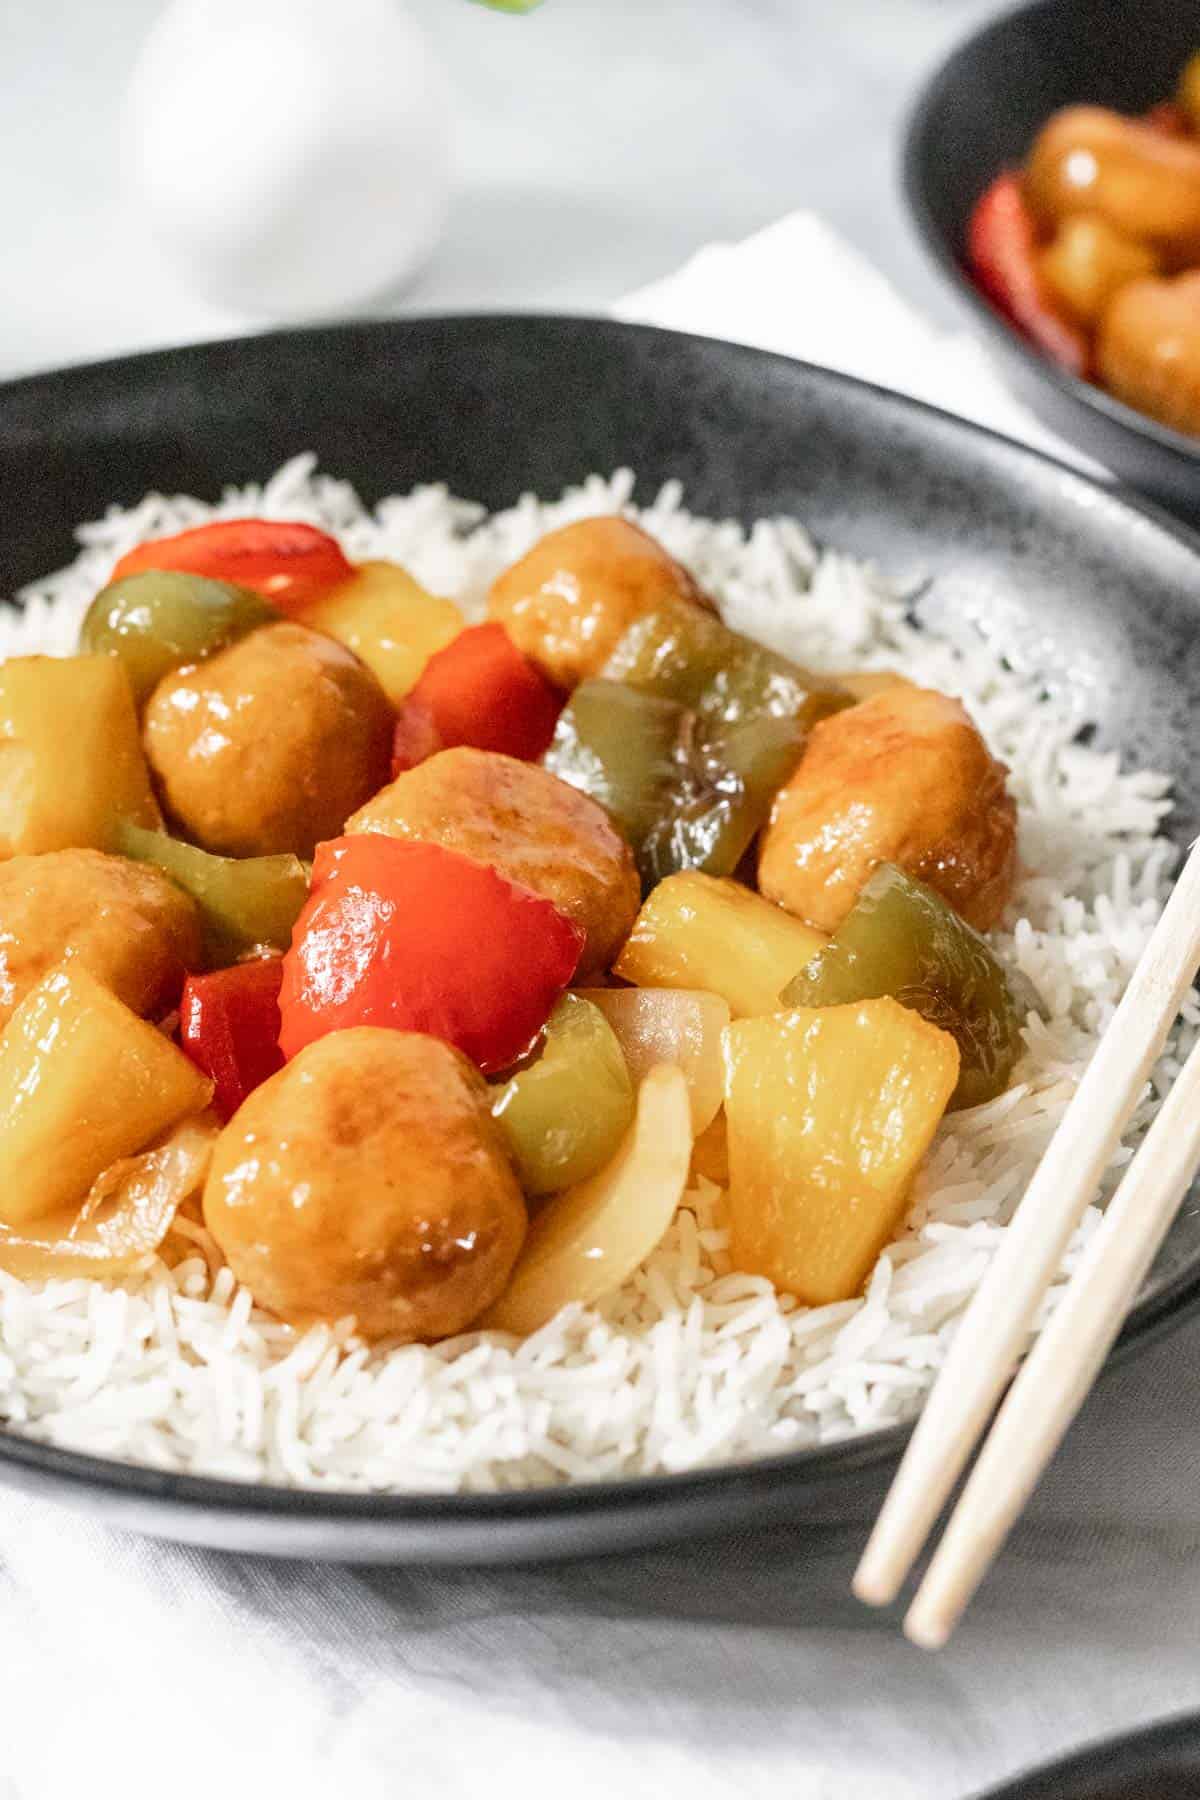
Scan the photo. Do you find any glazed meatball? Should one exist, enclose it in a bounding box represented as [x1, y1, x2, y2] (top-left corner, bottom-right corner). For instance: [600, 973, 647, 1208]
[143, 621, 393, 859]
[1024, 106, 1200, 254]
[758, 685, 1017, 933]
[346, 747, 640, 979]
[203, 1028, 527, 1341]
[0, 848, 201, 1030]
[488, 517, 709, 690]
[1097, 273, 1200, 438]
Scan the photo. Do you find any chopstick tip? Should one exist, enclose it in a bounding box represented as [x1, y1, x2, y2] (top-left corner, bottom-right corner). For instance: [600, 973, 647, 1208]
[851, 1554, 900, 1609]
[903, 1596, 954, 1651]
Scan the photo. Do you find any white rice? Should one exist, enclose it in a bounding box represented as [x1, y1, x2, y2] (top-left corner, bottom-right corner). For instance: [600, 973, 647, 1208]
[0, 456, 1190, 1492]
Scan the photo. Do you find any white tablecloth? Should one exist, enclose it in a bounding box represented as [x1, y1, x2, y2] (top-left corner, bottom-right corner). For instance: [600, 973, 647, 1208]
[5, 1331, 1200, 1800]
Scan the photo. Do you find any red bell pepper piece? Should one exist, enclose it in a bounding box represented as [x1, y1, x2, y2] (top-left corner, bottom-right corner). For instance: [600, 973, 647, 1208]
[390, 696, 444, 777]
[180, 956, 286, 1121]
[398, 622, 564, 764]
[967, 172, 1090, 375]
[278, 836, 584, 1074]
[111, 519, 354, 612]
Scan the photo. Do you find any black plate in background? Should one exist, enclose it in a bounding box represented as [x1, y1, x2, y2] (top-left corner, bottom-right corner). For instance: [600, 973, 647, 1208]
[3, 315, 1200, 1560]
[905, 0, 1200, 521]
[977, 1712, 1200, 1799]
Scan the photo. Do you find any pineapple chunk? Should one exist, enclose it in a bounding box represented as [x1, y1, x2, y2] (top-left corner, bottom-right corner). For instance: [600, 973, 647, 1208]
[0, 655, 159, 858]
[723, 998, 959, 1304]
[304, 560, 462, 703]
[613, 871, 827, 1017]
[0, 965, 211, 1226]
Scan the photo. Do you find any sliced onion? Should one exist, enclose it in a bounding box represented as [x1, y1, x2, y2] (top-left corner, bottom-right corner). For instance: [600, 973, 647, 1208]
[575, 986, 729, 1134]
[0, 1112, 219, 1280]
[481, 1064, 692, 1335]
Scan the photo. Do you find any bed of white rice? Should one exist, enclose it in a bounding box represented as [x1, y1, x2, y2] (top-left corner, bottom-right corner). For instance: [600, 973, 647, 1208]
[0, 455, 1191, 1493]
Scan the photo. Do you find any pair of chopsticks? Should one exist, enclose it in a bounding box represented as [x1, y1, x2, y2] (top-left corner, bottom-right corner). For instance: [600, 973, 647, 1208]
[853, 836, 1200, 1648]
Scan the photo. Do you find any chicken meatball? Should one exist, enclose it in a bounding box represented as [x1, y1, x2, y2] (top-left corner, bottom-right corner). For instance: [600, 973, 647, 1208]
[346, 746, 640, 978]
[758, 685, 1016, 933]
[143, 621, 393, 859]
[488, 517, 709, 690]
[0, 848, 201, 1030]
[1097, 272, 1200, 438]
[203, 1028, 526, 1341]
[1025, 106, 1200, 254]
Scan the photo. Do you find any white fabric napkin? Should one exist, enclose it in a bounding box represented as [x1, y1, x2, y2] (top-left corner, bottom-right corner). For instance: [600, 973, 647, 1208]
[616, 211, 1107, 479]
[5, 214, 1200, 1800]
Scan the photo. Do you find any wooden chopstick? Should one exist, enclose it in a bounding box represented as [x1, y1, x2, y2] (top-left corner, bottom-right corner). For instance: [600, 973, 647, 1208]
[853, 836, 1200, 1618]
[904, 1021, 1200, 1646]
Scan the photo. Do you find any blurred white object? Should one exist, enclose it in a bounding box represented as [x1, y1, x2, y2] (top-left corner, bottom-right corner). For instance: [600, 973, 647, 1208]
[122, 0, 452, 320]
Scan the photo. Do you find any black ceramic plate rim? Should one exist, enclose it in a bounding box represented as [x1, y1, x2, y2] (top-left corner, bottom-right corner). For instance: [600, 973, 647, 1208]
[975, 1709, 1200, 1799]
[902, 0, 1200, 468]
[3, 314, 1200, 1551]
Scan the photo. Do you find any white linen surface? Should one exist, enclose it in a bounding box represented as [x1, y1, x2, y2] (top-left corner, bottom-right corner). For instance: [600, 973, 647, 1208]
[3, 214, 1199, 1800]
[615, 211, 1105, 476]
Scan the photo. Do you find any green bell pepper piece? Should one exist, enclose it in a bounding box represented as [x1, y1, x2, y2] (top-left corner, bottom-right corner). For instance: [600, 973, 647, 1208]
[80, 571, 275, 705]
[601, 605, 848, 728]
[543, 680, 690, 851]
[492, 993, 634, 1194]
[546, 682, 818, 891]
[781, 863, 1040, 1110]
[115, 819, 308, 966]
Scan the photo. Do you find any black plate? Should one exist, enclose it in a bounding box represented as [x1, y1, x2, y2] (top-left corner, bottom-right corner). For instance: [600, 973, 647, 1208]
[904, 0, 1200, 521]
[977, 1712, 1200, 1799]
[3, 314, 1200, 1561]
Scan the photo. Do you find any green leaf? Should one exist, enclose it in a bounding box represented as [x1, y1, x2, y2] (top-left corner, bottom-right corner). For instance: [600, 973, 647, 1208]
[470, 0, 543, 11]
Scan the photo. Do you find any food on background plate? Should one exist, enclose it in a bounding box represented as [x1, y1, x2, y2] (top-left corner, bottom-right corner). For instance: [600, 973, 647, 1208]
[1097, 271, 1200, 438]
[0, 461, 1166, 1493]
[967, 53, 1200, 434]
[968, 171, 1091, 375]
[1024, 105, 1200, 256]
